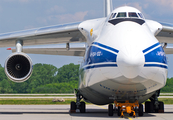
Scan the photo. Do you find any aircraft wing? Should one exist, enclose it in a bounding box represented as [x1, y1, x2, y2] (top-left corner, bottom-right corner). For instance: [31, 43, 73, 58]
[11, 45, 86, 56]
[156, 23, 173, 54]
[164, 47, 173, 54]
[0, 22, 86, 47]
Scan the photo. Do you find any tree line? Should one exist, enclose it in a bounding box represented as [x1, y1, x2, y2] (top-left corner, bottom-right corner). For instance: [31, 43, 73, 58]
[0, 63, 79, 93]
[0, 63, 172, 93]
[161, 78, 173, 93]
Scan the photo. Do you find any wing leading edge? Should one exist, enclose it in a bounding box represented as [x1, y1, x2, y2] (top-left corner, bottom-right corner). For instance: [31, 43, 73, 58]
[157, 22, 173, 43]
[156, 22, 173, 54]
[0, 22, 86, 47]
[11, 44, 86, 57]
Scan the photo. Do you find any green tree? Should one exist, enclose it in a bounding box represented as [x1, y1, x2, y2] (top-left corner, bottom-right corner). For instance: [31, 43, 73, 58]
[0, 63, 80, 93]
[161, 78, 173, 93]
[56, 63, 79, 83]
[31, 63, 79, 93]
[26, 63, 58, 93]
[0, 79, 13, 93]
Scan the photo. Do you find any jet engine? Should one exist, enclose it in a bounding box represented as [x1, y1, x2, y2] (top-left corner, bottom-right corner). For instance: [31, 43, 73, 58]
[4, 52, 33, 82]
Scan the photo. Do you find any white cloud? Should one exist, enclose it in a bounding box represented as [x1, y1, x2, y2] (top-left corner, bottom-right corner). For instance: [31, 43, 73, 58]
[128, 3, 143, 12]
[127, 2, 149, 12]
[53, 11, 88, 23]
[149, 0, 173, 10]
[46, 5, 66, 14]
[127, 3, 151, 19]
[38, 11, 88, 24]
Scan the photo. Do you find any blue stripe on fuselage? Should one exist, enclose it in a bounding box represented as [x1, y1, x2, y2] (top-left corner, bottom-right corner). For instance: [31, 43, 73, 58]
[92, 42, 119, 53]
[143, 43, 168, 69]
[143, 42, 160, 53]
[83, 64, 117, 70]
[83, 42, 168, 70]
[144, 64, 168, 69]
[83, 42, 119, 69]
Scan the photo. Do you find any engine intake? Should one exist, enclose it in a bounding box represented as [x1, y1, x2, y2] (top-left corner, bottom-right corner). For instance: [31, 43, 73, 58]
[5, 52, 33, 82]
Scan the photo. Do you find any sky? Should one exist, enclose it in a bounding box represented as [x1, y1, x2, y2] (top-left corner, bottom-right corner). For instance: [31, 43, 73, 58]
[0, 0, 173, 77]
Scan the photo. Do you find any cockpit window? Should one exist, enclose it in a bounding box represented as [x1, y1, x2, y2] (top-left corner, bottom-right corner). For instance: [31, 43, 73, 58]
[128, 12, 138, 18]
[109, 13, 117, 19]
[138, 13, 144, 18]
[117, 12, 126, 18]
[112, 13, 117, 18]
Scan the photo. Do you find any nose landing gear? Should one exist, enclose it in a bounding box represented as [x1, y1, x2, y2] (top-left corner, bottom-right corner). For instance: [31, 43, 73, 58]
[108, 100, 143, 117]
[70, 90, 86, 113]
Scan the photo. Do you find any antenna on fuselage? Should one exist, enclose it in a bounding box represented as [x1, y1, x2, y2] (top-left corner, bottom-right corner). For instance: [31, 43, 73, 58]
[104, 0, 113, 17]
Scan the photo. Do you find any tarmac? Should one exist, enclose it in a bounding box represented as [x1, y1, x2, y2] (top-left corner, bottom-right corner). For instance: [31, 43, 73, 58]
[0, 105, 173, 120]
[0, 96, 171, 99]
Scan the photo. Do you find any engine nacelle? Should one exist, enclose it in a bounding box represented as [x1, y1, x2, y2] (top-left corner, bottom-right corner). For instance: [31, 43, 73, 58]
[5, 52, 33, 82]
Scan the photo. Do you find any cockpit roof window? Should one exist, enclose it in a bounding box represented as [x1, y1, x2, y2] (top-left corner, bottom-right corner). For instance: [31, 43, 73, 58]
[117, 12, 126, 18]
[128, 12, 138, 18]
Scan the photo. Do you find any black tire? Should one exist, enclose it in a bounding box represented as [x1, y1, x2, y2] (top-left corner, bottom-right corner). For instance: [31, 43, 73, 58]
[80, 102, 86, 113]
[129, 112, 133, 116]
[108, 104, 113, 116]
[158, 101, 164, 113]
[117, 107, 121, 116]
[151, 101, 156, 113]
[145, 101, 150, 113]
[138, 104, 143, 116]
[134, 107, 138, 113]
[145, 101, 154, 113]
[70, 101, 76, 112]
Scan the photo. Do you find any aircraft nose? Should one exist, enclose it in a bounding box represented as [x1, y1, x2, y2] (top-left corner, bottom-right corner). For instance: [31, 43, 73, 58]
[117, 50, 145, 79]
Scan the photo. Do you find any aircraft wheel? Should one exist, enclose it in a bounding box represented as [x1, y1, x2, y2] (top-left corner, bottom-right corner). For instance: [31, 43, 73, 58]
[117, 107, 121, 116]
[108, 104, 113, 116]
[157, 101, 164, 113]
[129, 112, 133, 116]
[138, 104, 143, 116]
[80, 102, 86, 113]
[70, 101, 76, 113]
[145, 101, 150, 113]
[145, 101, 154, 113]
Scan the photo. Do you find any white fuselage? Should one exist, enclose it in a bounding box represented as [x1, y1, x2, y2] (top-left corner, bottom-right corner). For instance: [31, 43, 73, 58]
[78, 14, 167, 105]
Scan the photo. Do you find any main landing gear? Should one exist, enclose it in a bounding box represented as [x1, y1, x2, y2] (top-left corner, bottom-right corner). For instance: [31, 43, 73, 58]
[145, 90, 164, 113]
[108, 100, 143, 117]
[70, 90, 86, 113]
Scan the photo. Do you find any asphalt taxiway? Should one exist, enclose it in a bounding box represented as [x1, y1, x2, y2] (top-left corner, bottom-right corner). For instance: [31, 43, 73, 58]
[0, 105, 173, 120]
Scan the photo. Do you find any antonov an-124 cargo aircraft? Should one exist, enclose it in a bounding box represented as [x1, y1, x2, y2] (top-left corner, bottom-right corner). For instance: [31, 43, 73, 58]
[1, 0, 173, 117]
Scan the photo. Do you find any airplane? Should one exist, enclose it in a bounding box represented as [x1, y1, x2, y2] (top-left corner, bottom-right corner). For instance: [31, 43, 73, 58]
[0, 0, 173, 117]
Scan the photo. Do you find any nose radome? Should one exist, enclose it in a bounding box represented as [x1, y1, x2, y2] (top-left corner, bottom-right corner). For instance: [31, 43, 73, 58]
[117, 50, 145, 79]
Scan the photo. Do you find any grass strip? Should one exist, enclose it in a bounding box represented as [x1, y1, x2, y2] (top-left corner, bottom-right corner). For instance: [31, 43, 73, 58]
[0, 98, 76, 105]
[158, 98, 173, 104]
[0, 98, 172, 105]
[0, 95, 74, 97]
[160, 95, 173, 96]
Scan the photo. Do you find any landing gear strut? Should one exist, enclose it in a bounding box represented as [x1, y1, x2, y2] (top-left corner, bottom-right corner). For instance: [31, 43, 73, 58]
[108, 100, 143, 117]
[70, 89, 86, 113]
[145, 90, 164, 113]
